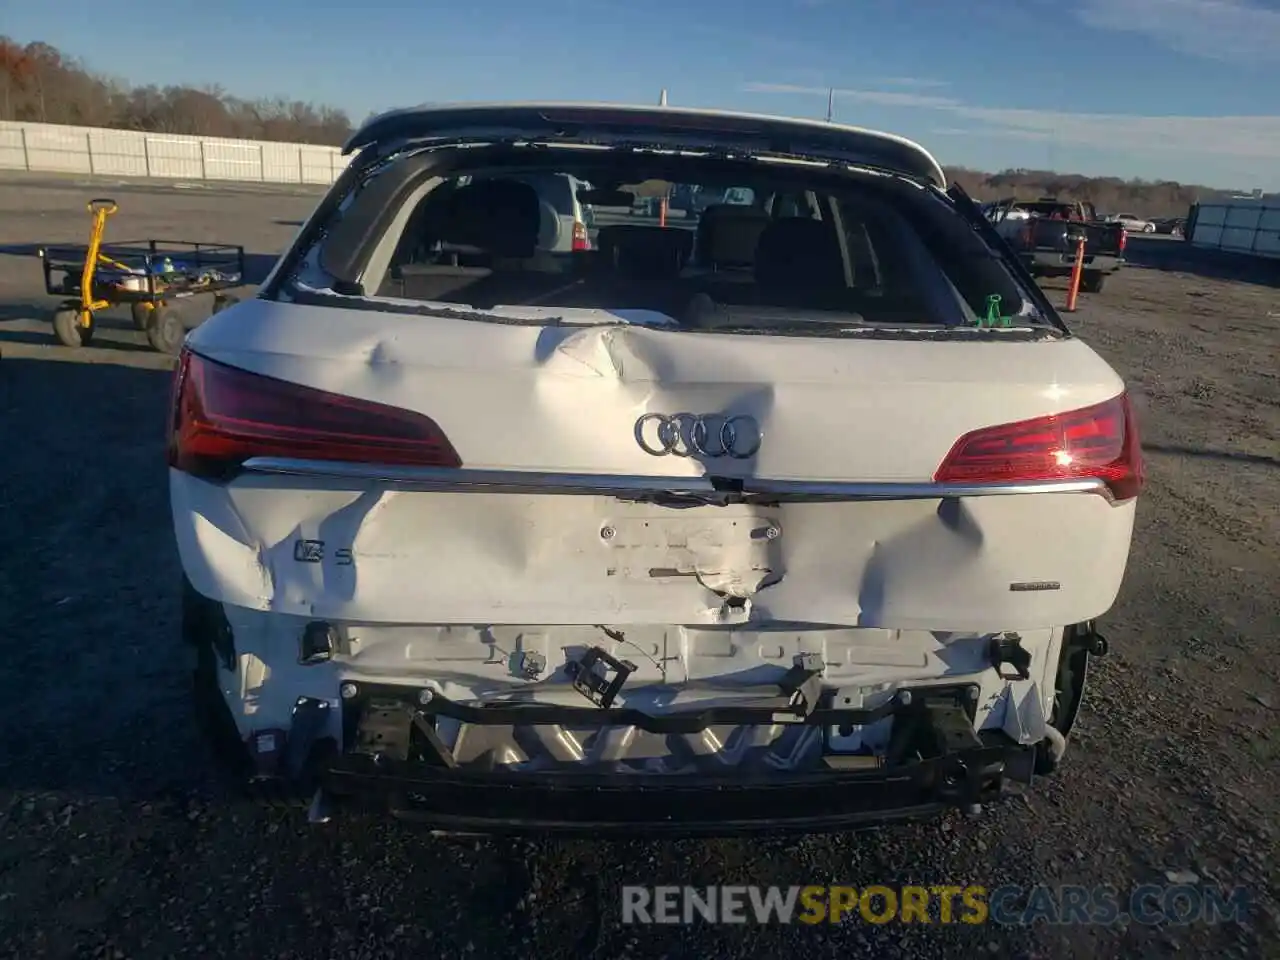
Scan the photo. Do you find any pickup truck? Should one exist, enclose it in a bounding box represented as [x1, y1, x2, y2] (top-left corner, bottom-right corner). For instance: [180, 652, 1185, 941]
[986, 198, 1127, 293]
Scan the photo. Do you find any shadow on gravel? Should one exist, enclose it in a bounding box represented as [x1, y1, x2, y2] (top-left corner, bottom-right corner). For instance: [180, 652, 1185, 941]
[0, 300, 46, 320]
[1125, 235, 1280, 289]
[0, 302, 158, 353]
[272, 219, 305, 227]
[0, 355, 206, 801]
[1145, 442, 1280, 469]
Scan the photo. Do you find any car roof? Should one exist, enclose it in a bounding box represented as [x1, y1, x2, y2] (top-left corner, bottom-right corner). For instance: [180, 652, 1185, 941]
[343, 101, 947, 188]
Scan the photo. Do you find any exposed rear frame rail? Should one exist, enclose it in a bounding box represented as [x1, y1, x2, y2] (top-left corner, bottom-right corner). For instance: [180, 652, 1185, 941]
[338, 679, 978, 738]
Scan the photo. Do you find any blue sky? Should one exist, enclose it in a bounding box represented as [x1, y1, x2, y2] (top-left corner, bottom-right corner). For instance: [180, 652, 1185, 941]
[8, 0, 1280, 189]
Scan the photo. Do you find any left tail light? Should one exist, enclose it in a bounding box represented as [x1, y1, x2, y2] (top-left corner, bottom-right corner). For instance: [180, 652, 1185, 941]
[167, 349, 461, 480]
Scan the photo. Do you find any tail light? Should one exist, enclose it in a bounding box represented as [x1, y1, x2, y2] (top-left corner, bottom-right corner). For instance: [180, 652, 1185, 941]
[933, 393, 1143, 501]
[1019, 223, 1035, 248]
[168, 350, 461, 480]
[572, 221, 590, 252]
[1117, 228, 1127, 253]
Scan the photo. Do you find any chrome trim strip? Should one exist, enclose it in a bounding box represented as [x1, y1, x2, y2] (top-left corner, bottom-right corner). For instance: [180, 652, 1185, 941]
[743, 478, 1106, 499]
[243, 458, 718, 493]
[241, 458, 1107, 499]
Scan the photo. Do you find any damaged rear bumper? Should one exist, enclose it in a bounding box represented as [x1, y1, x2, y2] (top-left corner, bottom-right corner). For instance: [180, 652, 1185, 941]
[324, 744, 1033, 836]
[278, 679, 1040, 836]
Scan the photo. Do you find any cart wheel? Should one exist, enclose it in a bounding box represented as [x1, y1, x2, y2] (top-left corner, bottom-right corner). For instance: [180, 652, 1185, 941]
[211, 293, 241, 315]
[52, 303, 95, 348]
[145, 304, 185, 356]
[131, 302, 155, 331]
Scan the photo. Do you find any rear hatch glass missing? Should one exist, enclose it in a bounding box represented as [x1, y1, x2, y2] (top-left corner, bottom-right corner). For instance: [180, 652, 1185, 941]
[303, 150, 1050, 336]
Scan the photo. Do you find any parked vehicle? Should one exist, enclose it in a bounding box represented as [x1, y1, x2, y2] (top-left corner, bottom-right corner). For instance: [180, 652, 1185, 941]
[1151, 217, 1186, 237]
[987, 197, 1127, 293]
[170, 103, 1141, 835]
[512, 172, 593, 252]
[1108, 212, 1156, 233]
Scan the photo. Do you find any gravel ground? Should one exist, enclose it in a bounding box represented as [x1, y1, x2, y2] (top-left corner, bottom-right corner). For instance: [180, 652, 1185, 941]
[1, 177, 1277, 960]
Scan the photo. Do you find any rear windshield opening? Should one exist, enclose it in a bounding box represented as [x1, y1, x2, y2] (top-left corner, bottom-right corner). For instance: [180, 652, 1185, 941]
[308, 150, 1040, 333]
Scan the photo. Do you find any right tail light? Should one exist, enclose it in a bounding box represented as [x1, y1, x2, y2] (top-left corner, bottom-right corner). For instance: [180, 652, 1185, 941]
[934, 393, 1144, 501]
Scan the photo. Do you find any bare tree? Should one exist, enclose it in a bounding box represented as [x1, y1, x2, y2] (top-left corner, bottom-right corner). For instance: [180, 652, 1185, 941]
[0, 39, 34, 120]
[0, 34, 356, 145]
[942, 166, 1226, 217]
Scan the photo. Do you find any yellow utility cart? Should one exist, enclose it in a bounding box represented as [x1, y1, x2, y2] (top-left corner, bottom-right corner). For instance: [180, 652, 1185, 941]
[37, 198, 246, 355]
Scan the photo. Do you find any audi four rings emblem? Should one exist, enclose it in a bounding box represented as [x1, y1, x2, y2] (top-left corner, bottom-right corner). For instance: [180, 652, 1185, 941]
[635, 413, 762, 458]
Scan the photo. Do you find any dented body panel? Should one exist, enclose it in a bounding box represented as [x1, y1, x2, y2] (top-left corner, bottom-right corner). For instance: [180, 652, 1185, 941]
[173, 474, 1132, 631]
[186, 299, 1124, 481]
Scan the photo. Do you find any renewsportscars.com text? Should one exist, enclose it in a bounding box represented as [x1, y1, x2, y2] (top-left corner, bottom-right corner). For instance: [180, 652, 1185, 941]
[621, 884, 1251, 926]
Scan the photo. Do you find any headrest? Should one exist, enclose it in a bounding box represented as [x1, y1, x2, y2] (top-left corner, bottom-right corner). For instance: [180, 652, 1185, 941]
[754, 218, 847, 293]
[438, 179, 541, 257]
[695, 204, 770, 269]
[595, 225, 694, 277]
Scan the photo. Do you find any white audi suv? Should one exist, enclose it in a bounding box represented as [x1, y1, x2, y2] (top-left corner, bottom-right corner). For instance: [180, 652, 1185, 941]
[168, 102, 1142, 834]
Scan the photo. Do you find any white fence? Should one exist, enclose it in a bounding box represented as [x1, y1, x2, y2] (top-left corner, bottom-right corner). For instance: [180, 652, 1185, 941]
[1188, 199, 1280, 261]
[0, 120, 352, 186]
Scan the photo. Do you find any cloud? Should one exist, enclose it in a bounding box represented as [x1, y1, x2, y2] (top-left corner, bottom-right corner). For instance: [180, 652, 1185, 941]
[1076, 0, 1280, 62]
[743, 82, 1280, 162]
[744, 82, 957, 110]
[875, 77, 951, 88]
[930, 126, 1055, 144]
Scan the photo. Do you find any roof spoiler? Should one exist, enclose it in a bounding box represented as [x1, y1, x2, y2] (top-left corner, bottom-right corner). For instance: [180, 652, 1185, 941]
[341, 102, 947, 187]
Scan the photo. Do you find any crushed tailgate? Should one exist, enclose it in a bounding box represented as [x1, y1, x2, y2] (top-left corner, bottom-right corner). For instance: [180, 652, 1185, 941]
[173, 301, 1137, 632]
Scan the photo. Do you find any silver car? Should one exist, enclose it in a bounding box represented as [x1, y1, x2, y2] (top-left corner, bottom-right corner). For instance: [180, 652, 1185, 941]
[518, 172, 594, 252]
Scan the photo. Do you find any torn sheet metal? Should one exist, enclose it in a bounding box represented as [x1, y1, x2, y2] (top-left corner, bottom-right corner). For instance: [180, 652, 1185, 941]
[1000, 678, 1052, 745]
[212, 610, 1063, 760]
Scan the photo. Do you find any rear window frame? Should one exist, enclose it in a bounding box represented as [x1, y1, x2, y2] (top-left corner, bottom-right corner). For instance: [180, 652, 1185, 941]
[271, 143, 1062, 336]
